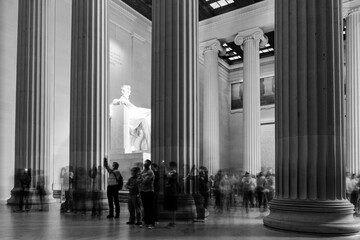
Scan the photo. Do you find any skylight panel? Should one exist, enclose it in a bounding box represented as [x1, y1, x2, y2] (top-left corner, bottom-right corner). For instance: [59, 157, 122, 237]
[209, 0, 234, 9]
[210, 2, 220, 9]
[218, 0, 228, 7]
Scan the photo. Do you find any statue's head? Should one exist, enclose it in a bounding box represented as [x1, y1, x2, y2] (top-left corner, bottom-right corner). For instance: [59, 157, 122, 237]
[121, 85, 131, 99]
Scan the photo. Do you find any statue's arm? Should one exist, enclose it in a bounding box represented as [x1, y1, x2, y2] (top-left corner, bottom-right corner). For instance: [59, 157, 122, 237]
[112, 97, 135, 108]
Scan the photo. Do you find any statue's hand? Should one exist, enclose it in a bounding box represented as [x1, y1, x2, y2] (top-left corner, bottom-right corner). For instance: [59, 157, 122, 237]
[112, 98, 121, 105]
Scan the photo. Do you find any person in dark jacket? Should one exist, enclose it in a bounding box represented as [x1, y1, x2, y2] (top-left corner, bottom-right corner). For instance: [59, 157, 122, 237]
[125, 167, 142, 225]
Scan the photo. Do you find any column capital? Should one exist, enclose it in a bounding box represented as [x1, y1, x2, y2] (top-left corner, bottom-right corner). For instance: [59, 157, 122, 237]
[234, 27, 268, 48]
[348, 6, 360, 16]
[200, 39, 225, 56]
[343, 0, 360, 18]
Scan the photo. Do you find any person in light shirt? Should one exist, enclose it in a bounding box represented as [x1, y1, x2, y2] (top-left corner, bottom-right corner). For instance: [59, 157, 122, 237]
[104, 157, 122, 219]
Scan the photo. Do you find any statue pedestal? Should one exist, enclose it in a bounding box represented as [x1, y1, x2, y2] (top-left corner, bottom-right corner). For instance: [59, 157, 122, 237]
[110, 103, 151, 181]
[109, 151, 150, 182]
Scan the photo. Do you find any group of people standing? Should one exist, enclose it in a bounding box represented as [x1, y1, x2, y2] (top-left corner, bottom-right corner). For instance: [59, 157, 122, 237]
[104, 158, 179, 229]
[346, 172, 360, 213]
[213, 169, 275, 213]
[15, 168, 47, 212]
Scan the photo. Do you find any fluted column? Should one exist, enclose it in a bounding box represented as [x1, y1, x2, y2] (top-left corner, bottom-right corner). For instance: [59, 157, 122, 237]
[200, 39, 223, 176]
[235, 28, 267, 175]
[263, 0, 360, 234]
[152, 0, 204, 219]
[8, 0, 55, 207]
[69, 0, 108, 211]
[346, 7, 360, 175]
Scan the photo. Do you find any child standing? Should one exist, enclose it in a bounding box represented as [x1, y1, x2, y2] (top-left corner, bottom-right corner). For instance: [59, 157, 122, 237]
[125, 167, 142, 225]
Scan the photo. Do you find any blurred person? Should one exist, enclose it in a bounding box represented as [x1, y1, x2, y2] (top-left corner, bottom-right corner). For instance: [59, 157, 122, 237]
[104, 157, 122, 219]
[19, 168, 32, 212]
[36, 170, 46, 211]
[350, 174, 359, 209]
[89, 164, 101, 217]
[346, 172, 351, 201]
[214, 170, 224, 212]
[73, 167, 87, 214]
[242, 172, 255, 213]
[229, 173, 238, 206]
[263, 172, 275, 209]
[255, 172, 266, 209]
[152, 163, 160, 224]
[162, 161, 179, 227]
[139, 159, 155, 229]
[220, 173, 231, 211]
[199, 166, 209, 210]
[125, 167, 142, 225]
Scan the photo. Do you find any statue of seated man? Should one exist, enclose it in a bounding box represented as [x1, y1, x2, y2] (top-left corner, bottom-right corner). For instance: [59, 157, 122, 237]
[112, 85, 151, 152]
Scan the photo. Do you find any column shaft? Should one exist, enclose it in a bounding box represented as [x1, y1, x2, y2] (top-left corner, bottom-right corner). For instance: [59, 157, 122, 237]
[152, 0, 204, 219]
[201, 40, 222, 176]
[346, 8, 360, 175]
[235, 28, 267, 175]
[264, 0, 360, 234]
[9, 0, 54, 207]
[70, 0, 108, 210]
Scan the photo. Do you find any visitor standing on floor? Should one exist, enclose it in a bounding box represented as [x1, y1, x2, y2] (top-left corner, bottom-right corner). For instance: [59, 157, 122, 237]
[199, 166, 209, 210]
[151, 163, 160, 224]
[125, 167, 142, 225]
[162, 161, 179, 227]
[19, 168, 32, 211]
[139, 159, 155, 229]
[104, 157, 122, 219]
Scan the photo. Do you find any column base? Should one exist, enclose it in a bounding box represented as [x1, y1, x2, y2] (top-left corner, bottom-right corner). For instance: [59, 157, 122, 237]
[157, 194, 209, 220]
[71, 190, 108, 212]
[7, 187, 56, 211]
[263, 198, 360, 235]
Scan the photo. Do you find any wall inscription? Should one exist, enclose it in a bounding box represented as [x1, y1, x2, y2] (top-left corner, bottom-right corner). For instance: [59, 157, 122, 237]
[110, 51, 122, 66]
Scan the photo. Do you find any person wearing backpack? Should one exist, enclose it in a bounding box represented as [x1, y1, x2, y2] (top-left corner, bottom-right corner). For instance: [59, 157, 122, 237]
[104, 157, 122, 219]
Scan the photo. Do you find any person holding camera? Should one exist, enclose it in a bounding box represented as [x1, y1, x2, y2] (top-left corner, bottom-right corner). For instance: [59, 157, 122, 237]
[104, 157, 121, 219]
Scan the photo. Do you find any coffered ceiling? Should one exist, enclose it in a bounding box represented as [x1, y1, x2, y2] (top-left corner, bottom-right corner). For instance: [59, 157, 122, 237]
[121, 0, 273, 64]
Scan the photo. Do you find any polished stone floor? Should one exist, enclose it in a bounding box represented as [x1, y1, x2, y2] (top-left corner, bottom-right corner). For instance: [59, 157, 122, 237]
[1, 202, 360, 240]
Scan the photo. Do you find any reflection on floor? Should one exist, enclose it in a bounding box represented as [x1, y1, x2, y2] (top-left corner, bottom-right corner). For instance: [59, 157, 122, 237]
[1, 202, 360, 240]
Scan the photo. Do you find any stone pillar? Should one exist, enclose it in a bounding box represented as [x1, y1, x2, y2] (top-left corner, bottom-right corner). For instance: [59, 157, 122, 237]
[152, 0, 204, 219]
[346, 7, 360, 175]
[69, 0, 108, 211]
[200, 39, 223, 176]
[263, 0, 360, 234]
[235, 28, 267, 175]
[8, 0, 55, 208]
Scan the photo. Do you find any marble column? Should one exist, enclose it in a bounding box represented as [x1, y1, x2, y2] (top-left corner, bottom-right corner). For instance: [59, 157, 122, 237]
[263, 0, 360, 234]
[200, 39, 223, 176]
[152, 0, 205, 219]
[69, 0, 108, 211]
[235, 28, 267, 175]
[346, 7, 360, 175]
[8, 0, 55, 207]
